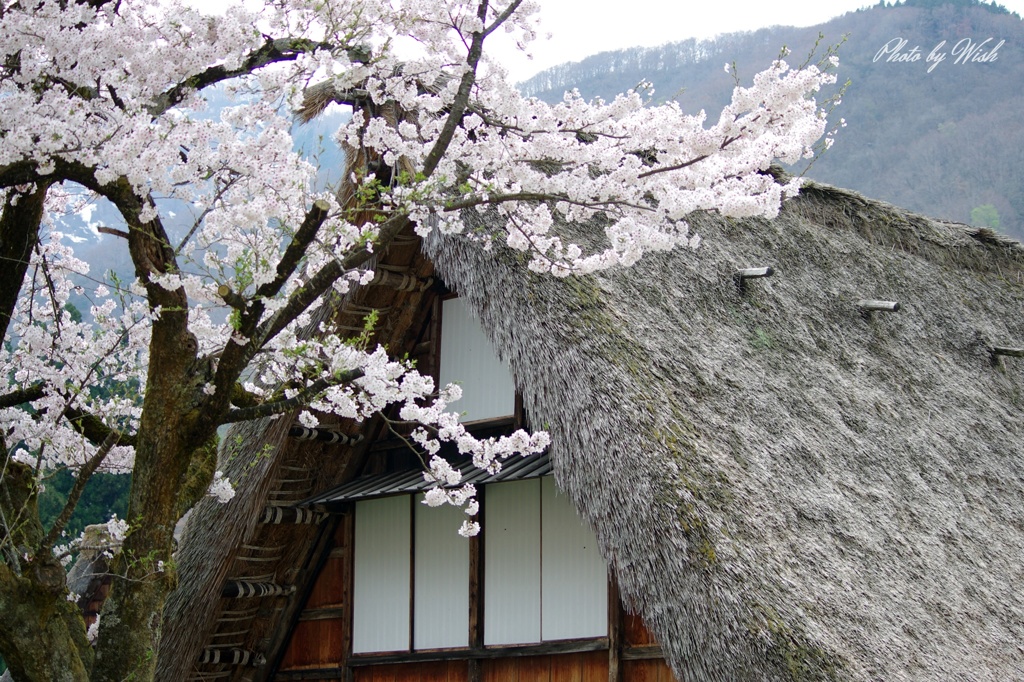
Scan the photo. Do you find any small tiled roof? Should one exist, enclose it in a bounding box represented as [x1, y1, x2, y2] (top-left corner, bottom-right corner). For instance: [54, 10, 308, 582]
[305, 452, 552, 505]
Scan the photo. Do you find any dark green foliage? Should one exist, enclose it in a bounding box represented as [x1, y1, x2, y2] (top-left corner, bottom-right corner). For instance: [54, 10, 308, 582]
[63, 302, 83, 324]
[38, 469, 130, 541]
[897, 0, 1013, 14]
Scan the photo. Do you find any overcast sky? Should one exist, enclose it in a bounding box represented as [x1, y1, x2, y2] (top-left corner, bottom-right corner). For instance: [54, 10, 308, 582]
[487, 0, 1024, 80]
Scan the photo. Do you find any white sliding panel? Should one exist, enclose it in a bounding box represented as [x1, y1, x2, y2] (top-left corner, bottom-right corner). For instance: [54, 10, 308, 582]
[439, 298, 515, 423]
[484, 480, 541, 645]
[414, 495, 470, 649]
[540, 477, 607, 640]
[352, 496, 411, 653]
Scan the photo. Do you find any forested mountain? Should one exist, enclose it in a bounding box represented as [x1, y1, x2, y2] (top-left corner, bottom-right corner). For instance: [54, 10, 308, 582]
[520, 0, 1024, 239]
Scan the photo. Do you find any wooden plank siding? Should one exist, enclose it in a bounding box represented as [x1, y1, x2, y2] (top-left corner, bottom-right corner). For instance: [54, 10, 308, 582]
[620, 660, 675, 682]
[304, 557, 347, 609]
[278, 619, 345, 670]
[353, 661, 468, 682]
[622, 614, 657, 648]
[480, 651, 606, 682]
[278, 526, 349, 672]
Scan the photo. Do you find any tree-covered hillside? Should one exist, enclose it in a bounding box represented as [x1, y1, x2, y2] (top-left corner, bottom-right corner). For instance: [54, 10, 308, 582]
[520, 1, 1024, 239]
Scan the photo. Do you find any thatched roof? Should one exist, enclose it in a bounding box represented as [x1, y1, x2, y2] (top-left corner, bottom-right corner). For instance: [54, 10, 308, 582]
[423, 179, 1024, 681]
[163, 177, 1024, 681]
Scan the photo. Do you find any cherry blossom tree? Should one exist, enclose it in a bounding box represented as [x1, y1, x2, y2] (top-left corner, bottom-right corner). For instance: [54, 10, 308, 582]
[0, 0, 839, 679]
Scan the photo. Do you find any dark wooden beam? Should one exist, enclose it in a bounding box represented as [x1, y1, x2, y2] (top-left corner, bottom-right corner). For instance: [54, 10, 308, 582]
[199, 647, 266, 666]
[260, 506, 328, 525]
[608, 577, 622, 682]
[261, 513, 342, 682]
[367, 268, 434, 292]
[468, 486, 485, 682]
[289, 425, 364, 445]
[275, 667, 346, 681]
[620, 645, 666, 661]
[297, 606, 347, 622]
[346, 638, 609, 666]
[341, 510, 355, 682]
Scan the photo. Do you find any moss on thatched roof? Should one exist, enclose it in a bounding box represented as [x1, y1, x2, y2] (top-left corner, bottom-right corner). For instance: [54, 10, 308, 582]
[423, 180, 1024, 681]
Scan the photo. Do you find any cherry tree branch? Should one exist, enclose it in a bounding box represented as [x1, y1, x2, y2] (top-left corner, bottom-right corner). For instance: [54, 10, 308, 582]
[39, 429, 120, 551]
[254, 212, 411, 349]
[254, 199, 332, 300]
[0, 382, 46, 409]
[221, 371, 363, 424]
[420, 0, 508, 177]
[64, 405, 137, 449]
[148, 37, 334, 117]
[442, 192, 651, 213]
[636, 154, 711, 180]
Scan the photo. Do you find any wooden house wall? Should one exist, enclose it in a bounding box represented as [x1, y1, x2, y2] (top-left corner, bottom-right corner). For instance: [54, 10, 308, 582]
[277, 520, 349, 673]
[345, 651, 675, 682]
[479, 651, 607, 682]
[623, 614, 657, 648]
[275, 513, 677, 681]
[350, 651, 607, 682]
[353, 660, 467, 682]
[619, 660, 676, 682]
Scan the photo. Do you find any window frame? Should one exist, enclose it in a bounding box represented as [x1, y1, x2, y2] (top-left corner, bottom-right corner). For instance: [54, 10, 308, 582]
[346, 476, 610, 662]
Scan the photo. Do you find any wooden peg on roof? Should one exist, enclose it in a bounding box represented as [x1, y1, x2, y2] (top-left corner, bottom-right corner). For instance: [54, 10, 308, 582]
[990, 346, 1024, 365]
[857, 299, 901, 317]
[733, 266, 775, 291]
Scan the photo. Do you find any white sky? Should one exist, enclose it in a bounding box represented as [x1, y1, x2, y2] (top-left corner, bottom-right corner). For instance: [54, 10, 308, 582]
[487, 0, 1024, 80]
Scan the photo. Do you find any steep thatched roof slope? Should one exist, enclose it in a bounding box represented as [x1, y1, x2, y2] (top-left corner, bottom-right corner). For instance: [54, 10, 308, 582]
[423, 181, 1024, 681]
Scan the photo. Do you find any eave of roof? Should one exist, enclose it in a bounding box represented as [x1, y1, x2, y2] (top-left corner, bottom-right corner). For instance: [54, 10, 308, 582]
[306, 451, 553, 505]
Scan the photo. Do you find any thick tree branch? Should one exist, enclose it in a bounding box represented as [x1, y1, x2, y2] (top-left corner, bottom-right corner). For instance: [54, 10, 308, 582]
[0, 382, 136, 445]
[230, 383, 262, 409]
[0, 382, 45, 409]
[254, 199, 332, 300]
[1, 180, 52, 341]
[64, 405, 136, 449]
[217, 285, 247, 311]
[97, 226, 130, 240]
[482, 0, 525, 38]
[0, 160, 38, 189]
[221, 371, 362, 423]
[254, 213, 411, 348]
[148, 37, 332, 117]
[442, 192, 650, 213]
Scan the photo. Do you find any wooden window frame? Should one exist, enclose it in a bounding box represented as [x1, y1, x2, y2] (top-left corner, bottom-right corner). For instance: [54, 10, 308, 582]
[343, 479, 615, 668]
